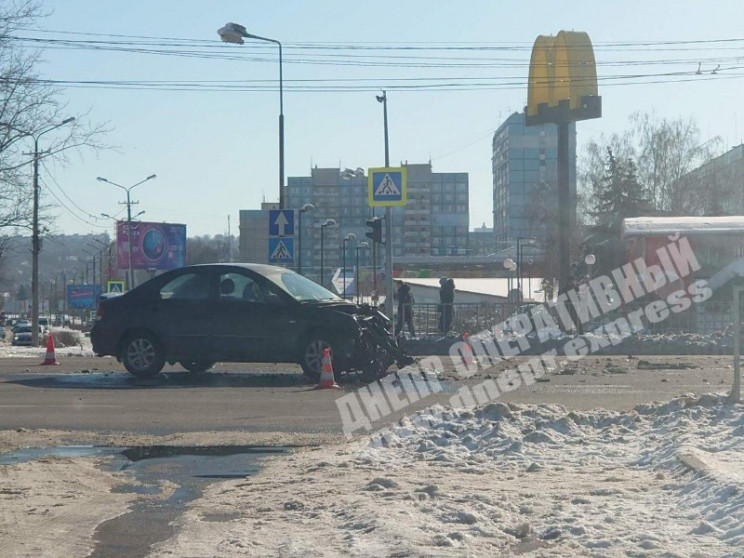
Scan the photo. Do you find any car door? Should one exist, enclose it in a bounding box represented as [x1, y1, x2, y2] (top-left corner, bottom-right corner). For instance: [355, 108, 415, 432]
[153, 268, 216, 360]
[211, 270, 299, 362]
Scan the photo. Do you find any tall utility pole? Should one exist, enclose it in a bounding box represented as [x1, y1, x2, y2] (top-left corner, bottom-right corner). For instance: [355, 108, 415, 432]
[8, 116, 76, 346]
[97, 174, 157, 289]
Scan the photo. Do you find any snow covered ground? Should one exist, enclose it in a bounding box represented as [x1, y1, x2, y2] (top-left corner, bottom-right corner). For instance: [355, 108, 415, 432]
[148, 393, 744, 557]
[0, 329, 94, 359]
[1, 332, 744, 556]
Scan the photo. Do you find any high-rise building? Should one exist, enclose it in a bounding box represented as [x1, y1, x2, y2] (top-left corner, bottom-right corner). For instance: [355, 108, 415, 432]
[491, 112, 576, 249]
[233, 162, 469, 286]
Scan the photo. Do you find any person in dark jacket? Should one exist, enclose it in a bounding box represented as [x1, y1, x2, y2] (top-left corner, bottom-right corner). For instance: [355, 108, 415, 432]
[394, 280, 415, 337]
[438, 276, 455, 333]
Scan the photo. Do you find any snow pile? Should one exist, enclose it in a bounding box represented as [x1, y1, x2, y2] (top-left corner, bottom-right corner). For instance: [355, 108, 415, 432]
[153, 394, 744, 557]
[353, 394, 744, 554]
[0, 332, 94, 358]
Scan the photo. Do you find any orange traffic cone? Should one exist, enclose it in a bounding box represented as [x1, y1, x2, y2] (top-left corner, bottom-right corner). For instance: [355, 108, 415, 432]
[41, 331, 58, 365]
[461, 331, 475, 368]
[314, 347, 339, 389]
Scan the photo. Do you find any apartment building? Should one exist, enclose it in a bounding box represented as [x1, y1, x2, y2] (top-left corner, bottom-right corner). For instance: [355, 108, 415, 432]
[492, 112, 576, 249]
[235, 163, 469, 286]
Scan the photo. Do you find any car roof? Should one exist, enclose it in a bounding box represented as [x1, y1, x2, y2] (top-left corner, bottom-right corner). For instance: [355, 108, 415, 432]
[186, 263, 288, 273]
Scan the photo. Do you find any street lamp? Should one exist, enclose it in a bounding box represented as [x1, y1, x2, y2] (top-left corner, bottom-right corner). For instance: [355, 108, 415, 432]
[320, 219, 336, 288]
[356, 241, 369, 304]
[218, 22, 285, 209]
[297, 203, 315, 275]
[97, 175, 156, 290]
[342, 233, 356, 299]
[584, 253, 596, 280]
[1, 116, 76, 346]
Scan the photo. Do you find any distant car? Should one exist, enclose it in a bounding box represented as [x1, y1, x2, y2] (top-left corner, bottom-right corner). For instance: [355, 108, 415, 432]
[91, 263, 412, 379]
[11, 320, 31, 333]
[12, 325, 45, 346]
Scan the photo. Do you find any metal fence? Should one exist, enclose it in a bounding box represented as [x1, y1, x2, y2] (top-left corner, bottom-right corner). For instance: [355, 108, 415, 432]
[402, 299, 741, 337]
[403, 302, 519, 337]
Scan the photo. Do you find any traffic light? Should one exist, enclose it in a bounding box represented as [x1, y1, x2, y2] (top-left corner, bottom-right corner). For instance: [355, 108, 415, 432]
[365, 217, 383, 244]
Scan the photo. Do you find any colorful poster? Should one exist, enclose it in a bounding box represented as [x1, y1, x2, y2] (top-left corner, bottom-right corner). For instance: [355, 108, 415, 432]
[116, 221, 187, 271]
[67, 284, 101, 309]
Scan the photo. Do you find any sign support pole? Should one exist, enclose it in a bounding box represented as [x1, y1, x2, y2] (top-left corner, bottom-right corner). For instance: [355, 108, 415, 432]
[732, 286, 742, 403]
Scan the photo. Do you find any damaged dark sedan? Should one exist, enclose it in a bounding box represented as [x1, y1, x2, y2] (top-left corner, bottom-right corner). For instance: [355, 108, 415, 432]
[91, 263, 412, 380]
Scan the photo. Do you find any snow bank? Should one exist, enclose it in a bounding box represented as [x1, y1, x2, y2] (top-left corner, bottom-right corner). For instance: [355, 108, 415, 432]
[152, 394, 744, 557]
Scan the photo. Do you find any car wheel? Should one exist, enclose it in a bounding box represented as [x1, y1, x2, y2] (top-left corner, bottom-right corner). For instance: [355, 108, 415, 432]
[121, 333, 166, 377]
[299, 337, 334, 382]
[180, 360, 215, 374]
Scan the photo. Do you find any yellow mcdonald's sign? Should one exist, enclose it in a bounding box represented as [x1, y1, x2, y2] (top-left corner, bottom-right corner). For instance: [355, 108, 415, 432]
[525, 30, 601, 126]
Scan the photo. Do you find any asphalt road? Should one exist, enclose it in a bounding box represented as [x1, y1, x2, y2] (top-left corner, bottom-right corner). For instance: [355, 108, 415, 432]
[0, 353, 736, 438]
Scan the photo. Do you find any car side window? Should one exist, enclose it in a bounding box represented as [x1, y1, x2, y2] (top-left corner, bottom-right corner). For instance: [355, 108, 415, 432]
[216, 271, 285, 306]
[160, 272, 210, 301]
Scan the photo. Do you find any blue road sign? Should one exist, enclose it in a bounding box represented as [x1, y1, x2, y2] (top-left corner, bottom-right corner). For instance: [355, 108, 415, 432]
[368, 167, 407, 206]
[268, 237, 294, 264]
[269, 209, 295, 236]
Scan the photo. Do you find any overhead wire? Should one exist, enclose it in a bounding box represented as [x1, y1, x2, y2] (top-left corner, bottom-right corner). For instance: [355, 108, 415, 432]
[6, 29, 744, 228]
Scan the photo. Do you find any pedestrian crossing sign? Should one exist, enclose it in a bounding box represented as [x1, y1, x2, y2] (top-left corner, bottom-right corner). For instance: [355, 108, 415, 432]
[268, 237, 294, 264]
[107, 280, 126, 293]
[368, 167, 407, 207]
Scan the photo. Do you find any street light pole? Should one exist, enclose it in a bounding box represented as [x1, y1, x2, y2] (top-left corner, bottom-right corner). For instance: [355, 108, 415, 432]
[82, 249, 96, 286]
[320, 219, 336, 288]
[97, 175, 156, 290]
[218, 22, 285, 209]
[376, 91, 394, 324]
[297, 203, 314, 275]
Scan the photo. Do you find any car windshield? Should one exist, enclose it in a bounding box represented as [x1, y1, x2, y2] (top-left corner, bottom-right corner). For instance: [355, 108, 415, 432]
[271, 271, 341, 302]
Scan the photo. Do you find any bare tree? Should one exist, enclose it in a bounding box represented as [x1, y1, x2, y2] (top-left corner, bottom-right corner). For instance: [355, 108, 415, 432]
[0, 1, 109, 239]
[630, 111, 722, 214]
[578, 112, 723, 223]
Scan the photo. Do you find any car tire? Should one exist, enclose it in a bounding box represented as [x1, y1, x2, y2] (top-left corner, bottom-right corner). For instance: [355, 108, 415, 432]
[299, 337, 335, 382]
[180, 360, 215, 374]
[121, 333, 166, 377]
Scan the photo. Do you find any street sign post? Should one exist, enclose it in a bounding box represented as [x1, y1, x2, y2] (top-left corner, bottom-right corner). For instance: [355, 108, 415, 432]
[269, 237, 294, 264]
[269, 209, 295, 236]
[368, 167, 407, 207]
[268, 209, 295, 265]
[106, 280, 126, 293]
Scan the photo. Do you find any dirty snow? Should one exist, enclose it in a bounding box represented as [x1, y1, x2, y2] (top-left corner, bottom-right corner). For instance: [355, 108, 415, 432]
[145, 393, 744, 557]
[1, 334, 744, 556]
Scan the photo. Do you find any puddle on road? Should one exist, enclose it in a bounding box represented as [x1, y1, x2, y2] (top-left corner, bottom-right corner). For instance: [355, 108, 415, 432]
[1, 444, 289, 558]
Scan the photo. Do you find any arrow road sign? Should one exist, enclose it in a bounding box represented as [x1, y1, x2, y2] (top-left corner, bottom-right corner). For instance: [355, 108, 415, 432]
[269, 209, 295, 236]
[368, 167, 407, 207]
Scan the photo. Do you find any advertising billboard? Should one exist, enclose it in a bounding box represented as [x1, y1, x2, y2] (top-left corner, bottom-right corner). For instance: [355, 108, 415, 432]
[116, 221, 186, 271]
[67, 284, 101, 309]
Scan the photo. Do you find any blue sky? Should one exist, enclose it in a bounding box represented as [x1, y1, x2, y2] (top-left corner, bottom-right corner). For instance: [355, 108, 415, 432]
[21, 0, 744, 237]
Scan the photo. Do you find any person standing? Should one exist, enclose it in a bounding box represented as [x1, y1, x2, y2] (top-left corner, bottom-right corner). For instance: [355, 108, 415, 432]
[438, 276, 455, 333]
[394, 279, 415, 338]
